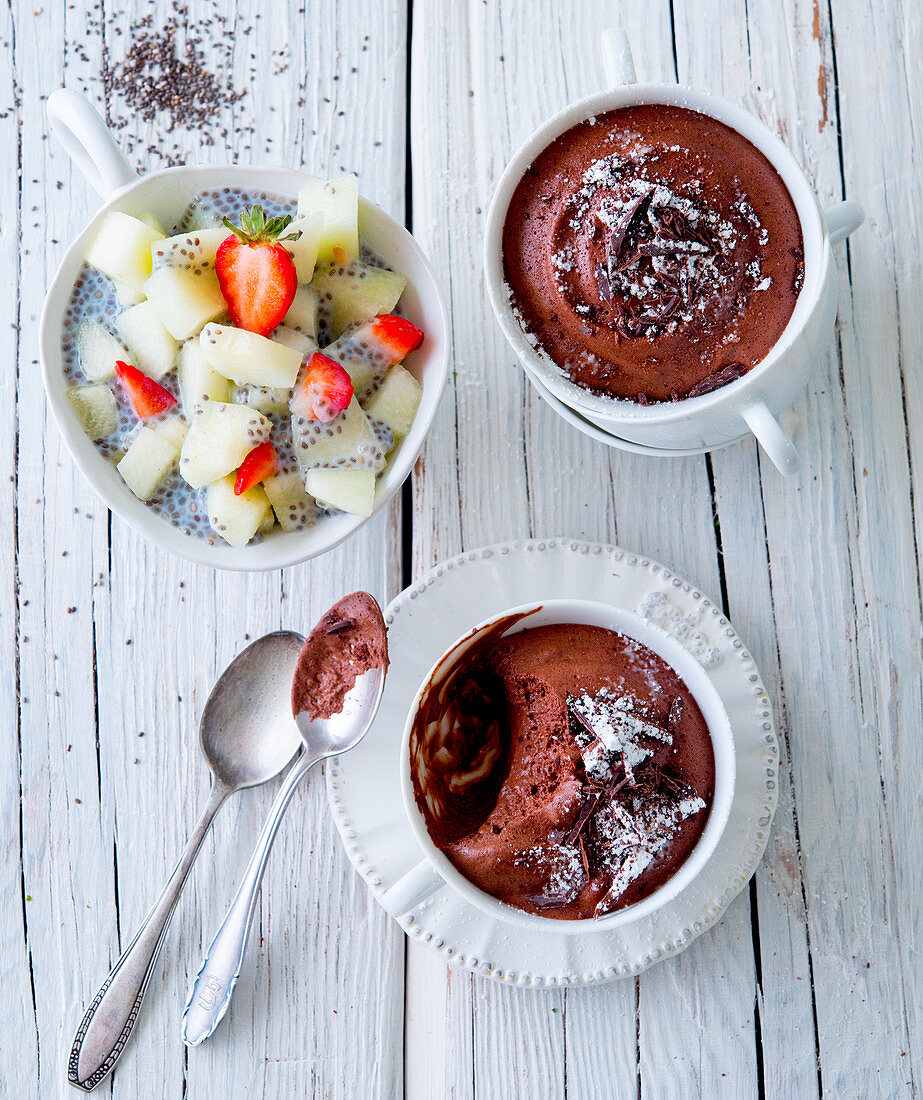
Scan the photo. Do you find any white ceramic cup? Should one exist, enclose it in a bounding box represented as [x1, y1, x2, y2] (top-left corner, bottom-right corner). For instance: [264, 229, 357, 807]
[40, 90, 449, 570]
[381, 598, 736, 935]
[484, 28, 864, 476]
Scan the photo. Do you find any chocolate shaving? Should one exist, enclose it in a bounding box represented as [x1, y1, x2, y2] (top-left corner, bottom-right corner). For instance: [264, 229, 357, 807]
[578, 834, 590, 878]
[324, 618, 354, 635]
[605, 187, 653, 267]
[565, 787, 605, 845]
[526, 892, 575, 910]
[687, 362, 748, 399]
[595, 261, 612, 304]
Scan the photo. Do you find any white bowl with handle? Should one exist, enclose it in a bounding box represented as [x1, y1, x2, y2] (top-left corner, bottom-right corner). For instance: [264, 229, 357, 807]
[484, 29, 863, 476]
[40, 91, 449, 570]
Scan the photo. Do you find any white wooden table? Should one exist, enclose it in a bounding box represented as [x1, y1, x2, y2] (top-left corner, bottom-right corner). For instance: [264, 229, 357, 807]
[2, 0, 920, 1096]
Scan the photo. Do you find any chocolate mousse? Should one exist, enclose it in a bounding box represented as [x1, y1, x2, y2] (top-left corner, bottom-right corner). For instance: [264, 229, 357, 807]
[291, 592, 388, 721]
[502, 104, 804, 402]
[410, 618, 714, 919]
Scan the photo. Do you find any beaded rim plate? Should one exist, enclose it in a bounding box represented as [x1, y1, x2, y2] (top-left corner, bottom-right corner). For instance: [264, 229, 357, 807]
[326, 538, 779, 987]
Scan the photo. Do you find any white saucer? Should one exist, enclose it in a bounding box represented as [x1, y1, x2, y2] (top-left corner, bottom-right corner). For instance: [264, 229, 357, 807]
[327, 539, 778, 987]
[521, 360, 746, 457]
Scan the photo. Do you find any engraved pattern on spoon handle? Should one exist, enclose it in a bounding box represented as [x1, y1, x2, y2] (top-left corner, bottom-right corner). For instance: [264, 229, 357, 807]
[182, 752, 320, 1047]
[68, 783, 230, 1091]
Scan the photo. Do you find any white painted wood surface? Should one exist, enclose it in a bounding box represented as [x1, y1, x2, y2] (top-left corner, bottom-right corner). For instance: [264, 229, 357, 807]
[0, 0, 920, 1097]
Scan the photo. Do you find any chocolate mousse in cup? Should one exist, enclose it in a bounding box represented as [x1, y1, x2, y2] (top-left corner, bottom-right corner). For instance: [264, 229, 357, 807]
[484, 28, 863, 475]
[381, 600, 735, 933]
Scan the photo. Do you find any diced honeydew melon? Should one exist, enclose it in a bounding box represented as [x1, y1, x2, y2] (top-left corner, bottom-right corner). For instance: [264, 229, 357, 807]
[181, 201, 225, 232]
[206, 474, 271, 548]
[258, 508, 277, 535]
[113, 279, 145, 307]
[178, 339, 230, 410]
[305, 468, 376, 517]
[297, 176, 359, 262]
[271, 324, 317, 357]
[117, 300, 180, 379]
[362, 364, 422, 443]
[291, 396, 386, 473]
[75, 320, 128, 382]
[199, 323, 302, 388]
[143, 266, 226, 340]
[151, 226, 230, 272]
[153, 415, 189, 454]
[283, 213, 324, 283]
[230, 384, 291, 416]
[312, 261, 406, 339]
[117, 426, 176, 500]
[138, 213, 166, 236]
[282, 285, 319, 339]
[263, 471, 316, 532]
[67, 383, 119, 439]
[179, 401, 272, 488]
[85, 211, 162, 291]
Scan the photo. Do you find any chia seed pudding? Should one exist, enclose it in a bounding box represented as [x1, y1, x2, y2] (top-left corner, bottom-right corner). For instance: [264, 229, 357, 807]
[61, 182, 425, 548]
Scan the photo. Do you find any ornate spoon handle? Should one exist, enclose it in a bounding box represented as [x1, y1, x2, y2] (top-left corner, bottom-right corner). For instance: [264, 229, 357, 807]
[68, 783, 229, 1091]
[182, 752, 318, 1046]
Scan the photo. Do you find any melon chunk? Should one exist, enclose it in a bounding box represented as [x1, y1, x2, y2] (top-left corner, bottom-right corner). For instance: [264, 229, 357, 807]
[151, 227, 230, 272]
[297, 176, 359, 262]
[305, 468, 376, 517]
[263, 471, 316, 532]
[113, 280, 145, 307]
[230, 384, 291, 416]
[312, 261, 406, 339]
[143, 266, 226, 341]
[363, 364, 422, 443]
[178, 339, 230, 410]
[85, 212, 162, 291]
[207, 474, 271, 548]
[153, 415, 189, 453]
[199, 323, 302, 388]
[292, 396, 386, 473]
[271, 325, 317, 358]
[117, 426, 176, 500]
[85, 211, 161, 290]
[283, 213, 324, 283]
[283, 285, 319, 339]
[75, 320, 128, 382]
[179, 401, 272, 489]
[118, 300, 179, 379]
[67, 383, 118, 439]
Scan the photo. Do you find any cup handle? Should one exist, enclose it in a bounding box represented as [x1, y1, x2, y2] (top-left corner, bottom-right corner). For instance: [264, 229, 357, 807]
[46, 89, 137, 201]
[824, 200, 864, 244]
[380, 859, 444, 918]
[741, 401, 801, 475]
[600, 27, 637, 86]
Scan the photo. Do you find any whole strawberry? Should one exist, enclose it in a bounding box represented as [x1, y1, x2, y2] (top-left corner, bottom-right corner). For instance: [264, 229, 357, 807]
[215, 205, 301, 336]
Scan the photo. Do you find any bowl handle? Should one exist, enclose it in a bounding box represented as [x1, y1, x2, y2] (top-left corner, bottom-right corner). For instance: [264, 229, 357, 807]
[741, 401, 801, 475]
[46, 89, 137, 201]
[380, 858, 444, 918]
[824, 200, 864, 243]
[600, 27, 637, 86]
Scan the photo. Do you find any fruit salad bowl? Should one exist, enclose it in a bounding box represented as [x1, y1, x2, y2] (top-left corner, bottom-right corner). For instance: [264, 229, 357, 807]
[40, 91, 448, 570]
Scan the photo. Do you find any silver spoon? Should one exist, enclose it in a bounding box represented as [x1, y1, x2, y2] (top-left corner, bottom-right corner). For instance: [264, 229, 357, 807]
[182, 592, 388, 1046]
[67, 631, 305, 1092]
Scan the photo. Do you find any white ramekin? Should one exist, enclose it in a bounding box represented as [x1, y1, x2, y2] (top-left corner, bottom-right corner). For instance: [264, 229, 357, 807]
[484, 29, 863, 475]
[380, 598, 736, 936]
[40, 91, 448, 570]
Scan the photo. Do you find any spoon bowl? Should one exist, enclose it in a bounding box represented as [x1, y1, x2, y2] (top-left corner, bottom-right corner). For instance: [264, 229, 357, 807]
[200, 631, 306, 789]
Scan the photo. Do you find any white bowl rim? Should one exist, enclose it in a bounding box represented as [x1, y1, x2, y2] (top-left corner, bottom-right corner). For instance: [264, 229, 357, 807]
[399, 597, 737, 935]
[40, 162, 449, 571]
[484, 81, 832, 425]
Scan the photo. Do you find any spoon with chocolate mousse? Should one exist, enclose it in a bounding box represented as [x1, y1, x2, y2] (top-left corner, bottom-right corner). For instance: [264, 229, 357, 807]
[182, 592, 388, 1046]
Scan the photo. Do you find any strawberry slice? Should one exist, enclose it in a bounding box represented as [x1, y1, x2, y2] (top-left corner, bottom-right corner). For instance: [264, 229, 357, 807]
[215, 205, 300, 336]
[234, 441, 277, 496]
[292, 352, 354, 423]
[114, 360, 177, 419]
[370, 314, 424, 360]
